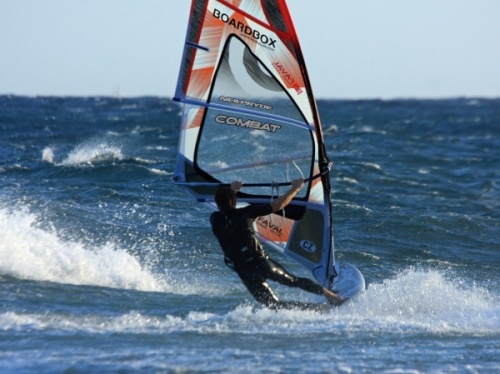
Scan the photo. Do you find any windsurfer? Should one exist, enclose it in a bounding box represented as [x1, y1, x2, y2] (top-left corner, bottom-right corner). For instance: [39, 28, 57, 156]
[210, 178, 345, 310]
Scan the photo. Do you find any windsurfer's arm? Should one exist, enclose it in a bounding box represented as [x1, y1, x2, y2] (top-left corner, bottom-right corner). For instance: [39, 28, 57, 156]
[270, 178, 304, 212]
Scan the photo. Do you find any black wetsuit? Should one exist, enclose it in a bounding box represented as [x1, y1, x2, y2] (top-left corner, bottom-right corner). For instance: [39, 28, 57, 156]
[210, 203, 325, 310]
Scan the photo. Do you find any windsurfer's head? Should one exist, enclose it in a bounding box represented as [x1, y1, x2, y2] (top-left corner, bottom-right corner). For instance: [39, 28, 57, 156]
[215, 186, 237, 213]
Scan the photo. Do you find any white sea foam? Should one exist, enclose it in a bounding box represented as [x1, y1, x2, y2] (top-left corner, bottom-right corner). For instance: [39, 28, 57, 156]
[1, 209, 497, 336]
[235, 270, 499, 335]
[336, 269, 499, 335]
[339, 177, 359, 185]
[2, 269, 498, 336]
[41, 139, 125, 166]
[42, 147, 54, 163]
[149, 168, 172, 176]
[363, 162, 381, 170]
[0, 207, 164, 292]
[0, 264, 497, 341]
[61, 141, 123, 165]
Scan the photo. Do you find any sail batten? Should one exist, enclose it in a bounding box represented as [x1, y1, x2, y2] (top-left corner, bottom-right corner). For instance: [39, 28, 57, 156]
[185, 41, 210, 51]
[174, 0, 337, 288]
[174, 96, 315, 131]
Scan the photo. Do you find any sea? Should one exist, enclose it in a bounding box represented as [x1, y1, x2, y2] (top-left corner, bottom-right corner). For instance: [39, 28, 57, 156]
[0, 95, 499, 373]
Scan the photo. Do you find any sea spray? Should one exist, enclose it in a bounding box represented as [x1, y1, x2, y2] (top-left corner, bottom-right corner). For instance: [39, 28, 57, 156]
[337, 268, 499, 334]
[62, 140, 124, 165]
[0, 207, 163, 292]
[42, 147, 54, 163]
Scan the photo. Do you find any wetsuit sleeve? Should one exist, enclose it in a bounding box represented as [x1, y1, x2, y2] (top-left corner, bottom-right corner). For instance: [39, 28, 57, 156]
[238, 203, 273, 219]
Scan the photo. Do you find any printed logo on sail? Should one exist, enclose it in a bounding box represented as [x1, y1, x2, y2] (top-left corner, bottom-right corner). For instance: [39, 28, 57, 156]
[219, 96, 273, 111]
[215, 115, 281, 133]
[300, 240, 317, 253]
[272, 62, 303, 94]
[256, 217, 283, 236]
[213, 9, 277, 49]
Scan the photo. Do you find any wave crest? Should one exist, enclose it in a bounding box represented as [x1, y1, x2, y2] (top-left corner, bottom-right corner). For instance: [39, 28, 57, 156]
[0, 207, 165, 292]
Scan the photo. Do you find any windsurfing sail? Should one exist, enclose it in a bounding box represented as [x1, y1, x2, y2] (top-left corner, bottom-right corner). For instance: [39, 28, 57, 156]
[173, 0, 336, 288]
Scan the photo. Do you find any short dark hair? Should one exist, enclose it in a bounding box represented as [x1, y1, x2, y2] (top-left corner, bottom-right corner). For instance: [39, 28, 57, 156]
[215, 187, 237, 213]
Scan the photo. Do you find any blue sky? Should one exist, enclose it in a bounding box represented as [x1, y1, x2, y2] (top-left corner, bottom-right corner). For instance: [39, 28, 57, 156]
[2, 0, 499, 99]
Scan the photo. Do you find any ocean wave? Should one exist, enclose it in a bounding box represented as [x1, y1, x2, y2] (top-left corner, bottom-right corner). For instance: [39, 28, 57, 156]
[1, 268, 497, 336]
[41, 141, 124, 166]
[344, 268, 500, 334]
[0, 206, 164, 292]
[61, 141, 124, 166]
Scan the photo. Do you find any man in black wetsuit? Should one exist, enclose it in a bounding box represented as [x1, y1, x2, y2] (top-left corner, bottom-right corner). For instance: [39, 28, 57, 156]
[210, 178, 344, 310]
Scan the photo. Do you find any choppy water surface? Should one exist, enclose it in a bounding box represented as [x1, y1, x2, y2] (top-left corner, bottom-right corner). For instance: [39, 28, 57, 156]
[1, 96, 499, 373]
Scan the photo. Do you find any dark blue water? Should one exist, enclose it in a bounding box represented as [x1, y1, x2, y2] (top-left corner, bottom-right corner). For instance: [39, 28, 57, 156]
[1, 96, 499, 373]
